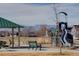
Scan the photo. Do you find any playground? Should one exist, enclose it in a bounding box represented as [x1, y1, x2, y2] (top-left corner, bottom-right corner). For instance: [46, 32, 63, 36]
[0, 3, 79, 56]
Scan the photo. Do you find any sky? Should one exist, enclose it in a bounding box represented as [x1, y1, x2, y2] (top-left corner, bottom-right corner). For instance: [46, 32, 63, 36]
[0, 3, 79, 26]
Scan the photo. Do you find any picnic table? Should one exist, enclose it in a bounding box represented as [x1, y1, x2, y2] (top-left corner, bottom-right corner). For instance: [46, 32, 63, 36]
[28, 41, 42, 50]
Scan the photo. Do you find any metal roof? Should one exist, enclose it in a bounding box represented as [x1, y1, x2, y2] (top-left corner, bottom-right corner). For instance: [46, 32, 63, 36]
[0, 17, 24, 28]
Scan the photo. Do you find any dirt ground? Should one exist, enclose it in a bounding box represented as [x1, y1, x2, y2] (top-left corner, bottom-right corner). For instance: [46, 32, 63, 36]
[0, 37, 52, 47]
[0, 52, 79, 56]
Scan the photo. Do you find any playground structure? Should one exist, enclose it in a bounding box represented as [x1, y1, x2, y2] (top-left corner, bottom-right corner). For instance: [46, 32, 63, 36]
[51, 9, 74, 48]
[59, 22, 73, 47]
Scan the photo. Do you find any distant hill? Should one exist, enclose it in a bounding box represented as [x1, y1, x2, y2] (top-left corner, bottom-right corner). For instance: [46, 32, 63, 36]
[23, 25, 56, 32]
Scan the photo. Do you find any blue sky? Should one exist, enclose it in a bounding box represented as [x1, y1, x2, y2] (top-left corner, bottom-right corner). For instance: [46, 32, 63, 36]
[0, 3, 79, 26]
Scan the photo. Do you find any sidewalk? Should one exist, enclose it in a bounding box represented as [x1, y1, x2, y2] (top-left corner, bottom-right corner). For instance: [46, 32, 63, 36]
[0, 47, 79, 53]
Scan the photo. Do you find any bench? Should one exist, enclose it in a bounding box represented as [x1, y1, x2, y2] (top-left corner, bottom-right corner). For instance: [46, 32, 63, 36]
[0, 41, 9, 48]
[28, 41, 42, 50]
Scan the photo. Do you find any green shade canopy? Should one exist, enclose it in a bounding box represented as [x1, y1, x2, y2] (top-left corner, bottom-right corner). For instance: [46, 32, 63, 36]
[0, 17, 24, 28]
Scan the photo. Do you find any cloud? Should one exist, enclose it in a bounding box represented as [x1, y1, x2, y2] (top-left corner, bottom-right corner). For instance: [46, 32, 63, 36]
[0, 3, 56, 26]
[0, 3, 78, 26]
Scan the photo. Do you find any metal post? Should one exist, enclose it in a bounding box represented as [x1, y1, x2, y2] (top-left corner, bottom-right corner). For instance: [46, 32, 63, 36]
[12, 28, 14, 47]
[59, 37, 63, 55]
[18, 27, 20, 47]
[53, 3, 59, 47]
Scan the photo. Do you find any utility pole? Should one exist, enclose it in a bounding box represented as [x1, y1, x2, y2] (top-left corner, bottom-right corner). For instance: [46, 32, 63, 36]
[53, 4, 62, 54]
[53, 3, 59, 47]
[53, 3, 59, 26]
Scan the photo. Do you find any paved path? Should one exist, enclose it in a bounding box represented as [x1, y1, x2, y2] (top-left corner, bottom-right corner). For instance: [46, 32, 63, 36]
[0, 47, 79, 53]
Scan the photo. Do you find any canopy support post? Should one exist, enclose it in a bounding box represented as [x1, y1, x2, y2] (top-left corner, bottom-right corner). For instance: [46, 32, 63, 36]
[18, 27, 20, 47]
[12, 28, 14, 47]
